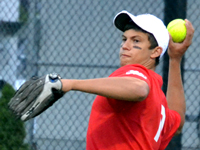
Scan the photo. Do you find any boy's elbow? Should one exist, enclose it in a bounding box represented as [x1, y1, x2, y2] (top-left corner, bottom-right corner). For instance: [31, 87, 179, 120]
[126, 78, 149, 102]
[137, 81, 149, 101]
[175, 123, 184, 135]
[175, 113, 185, 135]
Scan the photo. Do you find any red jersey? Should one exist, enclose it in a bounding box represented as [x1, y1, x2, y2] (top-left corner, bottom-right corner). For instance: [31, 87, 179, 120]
[86, 64, 181, 150]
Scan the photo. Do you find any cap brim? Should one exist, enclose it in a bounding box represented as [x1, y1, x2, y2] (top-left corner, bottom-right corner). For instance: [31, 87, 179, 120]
[114, 11, 135, 32]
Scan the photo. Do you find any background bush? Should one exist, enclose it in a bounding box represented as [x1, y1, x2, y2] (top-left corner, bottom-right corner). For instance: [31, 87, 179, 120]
[0, 80, 29, 150]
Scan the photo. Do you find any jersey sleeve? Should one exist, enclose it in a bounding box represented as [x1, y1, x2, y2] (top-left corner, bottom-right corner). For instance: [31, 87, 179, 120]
[110, 64, 151, 87]
[159, 109, 181, 150]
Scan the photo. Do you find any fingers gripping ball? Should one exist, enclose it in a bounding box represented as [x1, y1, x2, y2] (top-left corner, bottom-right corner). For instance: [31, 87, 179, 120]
[167, 19, 187, 43]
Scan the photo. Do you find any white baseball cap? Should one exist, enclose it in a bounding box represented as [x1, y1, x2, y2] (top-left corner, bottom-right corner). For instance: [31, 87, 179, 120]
[113, 10, 169, 58]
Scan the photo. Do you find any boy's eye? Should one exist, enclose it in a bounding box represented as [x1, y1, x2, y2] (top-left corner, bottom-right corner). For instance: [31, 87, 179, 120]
[133, 39, 139, 43]
[122, 38, 126, 42]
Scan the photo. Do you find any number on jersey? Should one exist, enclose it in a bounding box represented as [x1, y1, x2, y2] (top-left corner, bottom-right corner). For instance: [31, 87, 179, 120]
[154, 105, 166, 142]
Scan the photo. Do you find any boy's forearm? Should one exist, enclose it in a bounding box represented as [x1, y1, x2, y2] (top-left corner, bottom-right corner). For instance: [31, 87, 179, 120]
[167, 58, 186, 129]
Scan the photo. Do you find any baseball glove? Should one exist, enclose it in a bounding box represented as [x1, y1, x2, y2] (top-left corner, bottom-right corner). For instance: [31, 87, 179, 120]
[8, 73, 64, 121]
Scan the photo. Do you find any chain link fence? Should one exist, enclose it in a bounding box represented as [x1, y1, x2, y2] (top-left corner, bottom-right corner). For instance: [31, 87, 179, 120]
[0, 0, 199, 149]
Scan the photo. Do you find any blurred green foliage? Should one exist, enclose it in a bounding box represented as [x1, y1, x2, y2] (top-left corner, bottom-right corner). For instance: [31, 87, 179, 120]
[0, 81, 29, 150]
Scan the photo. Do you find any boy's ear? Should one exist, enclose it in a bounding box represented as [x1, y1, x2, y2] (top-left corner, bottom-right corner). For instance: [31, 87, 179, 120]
[150, 46, 163, 59]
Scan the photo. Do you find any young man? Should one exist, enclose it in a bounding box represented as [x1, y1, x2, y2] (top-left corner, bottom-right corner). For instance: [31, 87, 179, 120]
[61, 10, 194, 149]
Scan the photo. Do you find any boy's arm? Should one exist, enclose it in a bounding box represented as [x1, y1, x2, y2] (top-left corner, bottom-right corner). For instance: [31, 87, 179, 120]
[61, 76, 149, 102]
[167, 19, 194, 133]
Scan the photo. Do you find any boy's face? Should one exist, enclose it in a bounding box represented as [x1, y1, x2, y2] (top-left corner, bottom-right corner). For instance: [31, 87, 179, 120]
[119, 29, 153, 67]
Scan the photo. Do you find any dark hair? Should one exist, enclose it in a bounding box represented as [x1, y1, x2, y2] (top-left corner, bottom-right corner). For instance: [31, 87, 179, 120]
[124, 22, 160, 66]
